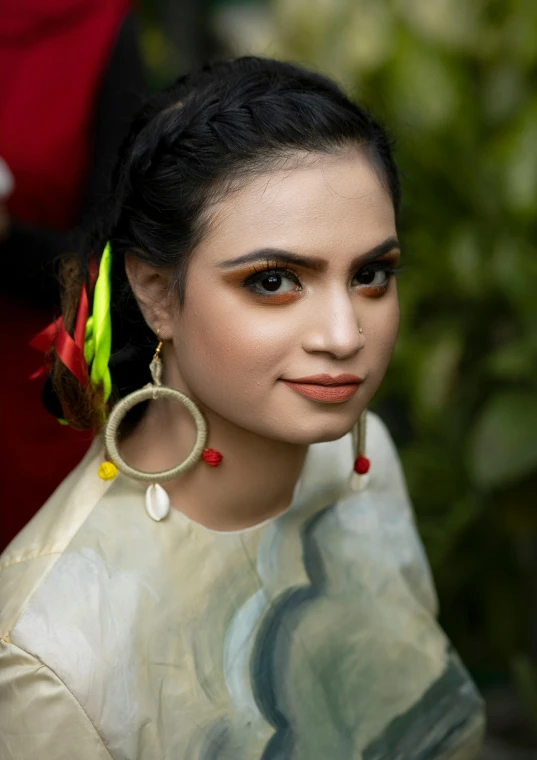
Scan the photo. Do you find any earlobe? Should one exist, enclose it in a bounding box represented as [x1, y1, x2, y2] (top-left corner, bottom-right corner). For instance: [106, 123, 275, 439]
[124, 253, 174, 339]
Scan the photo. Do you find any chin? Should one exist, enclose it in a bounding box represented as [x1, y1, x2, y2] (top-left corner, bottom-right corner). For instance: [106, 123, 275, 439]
[277, 417, 357, 446]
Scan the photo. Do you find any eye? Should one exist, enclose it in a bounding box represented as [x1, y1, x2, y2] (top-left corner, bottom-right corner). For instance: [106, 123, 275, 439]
[354, 268, 390, 288]
[244, 267, 302, 297]
[352, 259, 399, 293]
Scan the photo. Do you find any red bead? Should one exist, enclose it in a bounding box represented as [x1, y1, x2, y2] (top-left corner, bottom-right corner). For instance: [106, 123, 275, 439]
[353, 455, 370, 475]
[202, 448, 223, 467]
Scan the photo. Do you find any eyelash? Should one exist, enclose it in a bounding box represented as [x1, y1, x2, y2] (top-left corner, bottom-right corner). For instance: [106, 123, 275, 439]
[242, 259, 402, 299]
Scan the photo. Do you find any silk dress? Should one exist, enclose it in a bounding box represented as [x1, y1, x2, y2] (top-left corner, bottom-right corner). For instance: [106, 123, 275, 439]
[0, 412, 485, 759]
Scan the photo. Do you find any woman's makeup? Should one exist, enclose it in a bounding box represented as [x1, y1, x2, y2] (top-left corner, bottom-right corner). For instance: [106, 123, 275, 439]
[281, 373, 363, 403]
[219, 244, 401, 305]
[164, 150, 401, 446]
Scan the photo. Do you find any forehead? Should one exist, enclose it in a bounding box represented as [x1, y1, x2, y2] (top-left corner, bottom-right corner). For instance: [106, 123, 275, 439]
[198, 148, 396, 260]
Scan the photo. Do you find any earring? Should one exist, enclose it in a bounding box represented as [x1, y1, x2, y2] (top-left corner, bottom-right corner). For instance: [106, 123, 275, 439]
[349, 410, 370, 491]
[98, 341, 223, 521]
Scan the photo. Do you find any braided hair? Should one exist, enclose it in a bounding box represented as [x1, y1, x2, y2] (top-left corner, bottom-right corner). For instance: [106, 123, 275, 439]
[50, 56, 400, 430]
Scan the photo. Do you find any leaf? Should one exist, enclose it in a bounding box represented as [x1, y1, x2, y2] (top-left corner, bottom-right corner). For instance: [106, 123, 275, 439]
[468, 391, 537, 488]
[487, 339, 536, 382]
[388, 35, 461, 128]
[416, 332, 462, 415]
[511, 654, 537, 730]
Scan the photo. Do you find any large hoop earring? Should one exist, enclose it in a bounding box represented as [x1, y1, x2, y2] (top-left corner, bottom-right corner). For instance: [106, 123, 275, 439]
[101, 341, 208, 521]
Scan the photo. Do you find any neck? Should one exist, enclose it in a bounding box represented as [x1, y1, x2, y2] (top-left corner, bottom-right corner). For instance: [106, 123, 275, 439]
[119, 395, 308, 532]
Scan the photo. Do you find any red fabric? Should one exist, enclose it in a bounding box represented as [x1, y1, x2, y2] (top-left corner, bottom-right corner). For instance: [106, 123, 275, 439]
[0, 0, 130, 550]
[0, 0, 130, 227]
[0, 297, 94, 548]
[30, 283, 91, 387]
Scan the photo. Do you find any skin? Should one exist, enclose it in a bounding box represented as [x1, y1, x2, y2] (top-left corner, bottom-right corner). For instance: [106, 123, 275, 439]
[123, 147, 400, 531]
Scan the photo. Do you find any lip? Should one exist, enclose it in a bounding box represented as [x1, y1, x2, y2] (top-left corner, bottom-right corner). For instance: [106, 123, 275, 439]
[286, 373, 363, 386]
[281, 374, 363, 404]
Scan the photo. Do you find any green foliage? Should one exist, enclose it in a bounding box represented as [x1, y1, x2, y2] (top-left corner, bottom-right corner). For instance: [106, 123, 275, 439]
[469, 392, 537, 488]
[138, 0, 184, 89]
[258, 0, 537, 685]
[513, 654, 537, 736]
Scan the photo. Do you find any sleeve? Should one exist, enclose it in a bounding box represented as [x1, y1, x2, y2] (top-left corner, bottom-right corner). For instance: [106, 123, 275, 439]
[0, 639, 113, 760]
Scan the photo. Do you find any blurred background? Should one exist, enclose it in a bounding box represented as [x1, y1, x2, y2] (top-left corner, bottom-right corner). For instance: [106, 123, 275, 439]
[2, 0, 537, 756]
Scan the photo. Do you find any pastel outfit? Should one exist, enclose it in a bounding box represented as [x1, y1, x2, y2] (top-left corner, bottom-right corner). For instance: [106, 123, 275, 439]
[0, 412, 485, 759]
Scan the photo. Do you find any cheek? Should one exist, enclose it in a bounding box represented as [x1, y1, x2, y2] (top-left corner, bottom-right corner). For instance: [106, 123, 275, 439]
[364, 294, 400, 367]
[175, 289, 291, 395]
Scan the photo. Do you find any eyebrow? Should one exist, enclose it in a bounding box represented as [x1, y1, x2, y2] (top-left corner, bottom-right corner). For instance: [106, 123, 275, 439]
[218, 236, 401, 272]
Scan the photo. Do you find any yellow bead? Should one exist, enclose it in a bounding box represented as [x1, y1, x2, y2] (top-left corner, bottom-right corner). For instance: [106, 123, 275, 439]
[98, 461, 118, 480]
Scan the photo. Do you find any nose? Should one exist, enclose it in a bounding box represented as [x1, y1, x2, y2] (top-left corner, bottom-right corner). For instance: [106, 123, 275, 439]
[301, 291, 364, 360]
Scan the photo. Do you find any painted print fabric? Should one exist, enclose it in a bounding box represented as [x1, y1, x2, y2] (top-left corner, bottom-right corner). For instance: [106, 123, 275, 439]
[0, 413, 485, 759]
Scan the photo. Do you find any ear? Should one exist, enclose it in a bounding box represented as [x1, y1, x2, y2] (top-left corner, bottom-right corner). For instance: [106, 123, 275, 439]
[124, 254, 175, 340]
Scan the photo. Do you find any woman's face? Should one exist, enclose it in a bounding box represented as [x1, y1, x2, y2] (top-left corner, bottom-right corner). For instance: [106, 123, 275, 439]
[164, 148, 400, 444]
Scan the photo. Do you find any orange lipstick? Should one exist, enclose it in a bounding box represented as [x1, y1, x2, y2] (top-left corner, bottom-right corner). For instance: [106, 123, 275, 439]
[281, 373, 363, 403]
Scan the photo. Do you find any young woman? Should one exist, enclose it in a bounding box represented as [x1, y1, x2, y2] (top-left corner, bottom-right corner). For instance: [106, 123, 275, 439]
[0, 58, 484, 759]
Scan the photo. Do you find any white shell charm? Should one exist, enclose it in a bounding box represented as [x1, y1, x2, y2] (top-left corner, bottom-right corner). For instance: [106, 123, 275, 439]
[145, 483, 171, 522]
[349, 471, 370, 492]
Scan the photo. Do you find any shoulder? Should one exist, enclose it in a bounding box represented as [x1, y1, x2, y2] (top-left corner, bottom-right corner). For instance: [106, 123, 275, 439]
[0, 446, 165, 755]
[307, 410, 439, 617]
[364, 410, 411, 499]
[295, 410, 407, 505]
[0, 438, 113, 642]
[0, 637, 113, 759]
[366, 409, 397, 453]
[361, 411, 439, 615]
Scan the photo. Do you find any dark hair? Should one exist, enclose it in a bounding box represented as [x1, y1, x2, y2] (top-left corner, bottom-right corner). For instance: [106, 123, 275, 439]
[50, 56, 400, 429]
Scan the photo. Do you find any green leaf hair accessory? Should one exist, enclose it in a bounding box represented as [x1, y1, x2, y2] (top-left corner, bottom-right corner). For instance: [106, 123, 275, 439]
[89, 242, 113, 402]
[84, 314, 94, 366]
